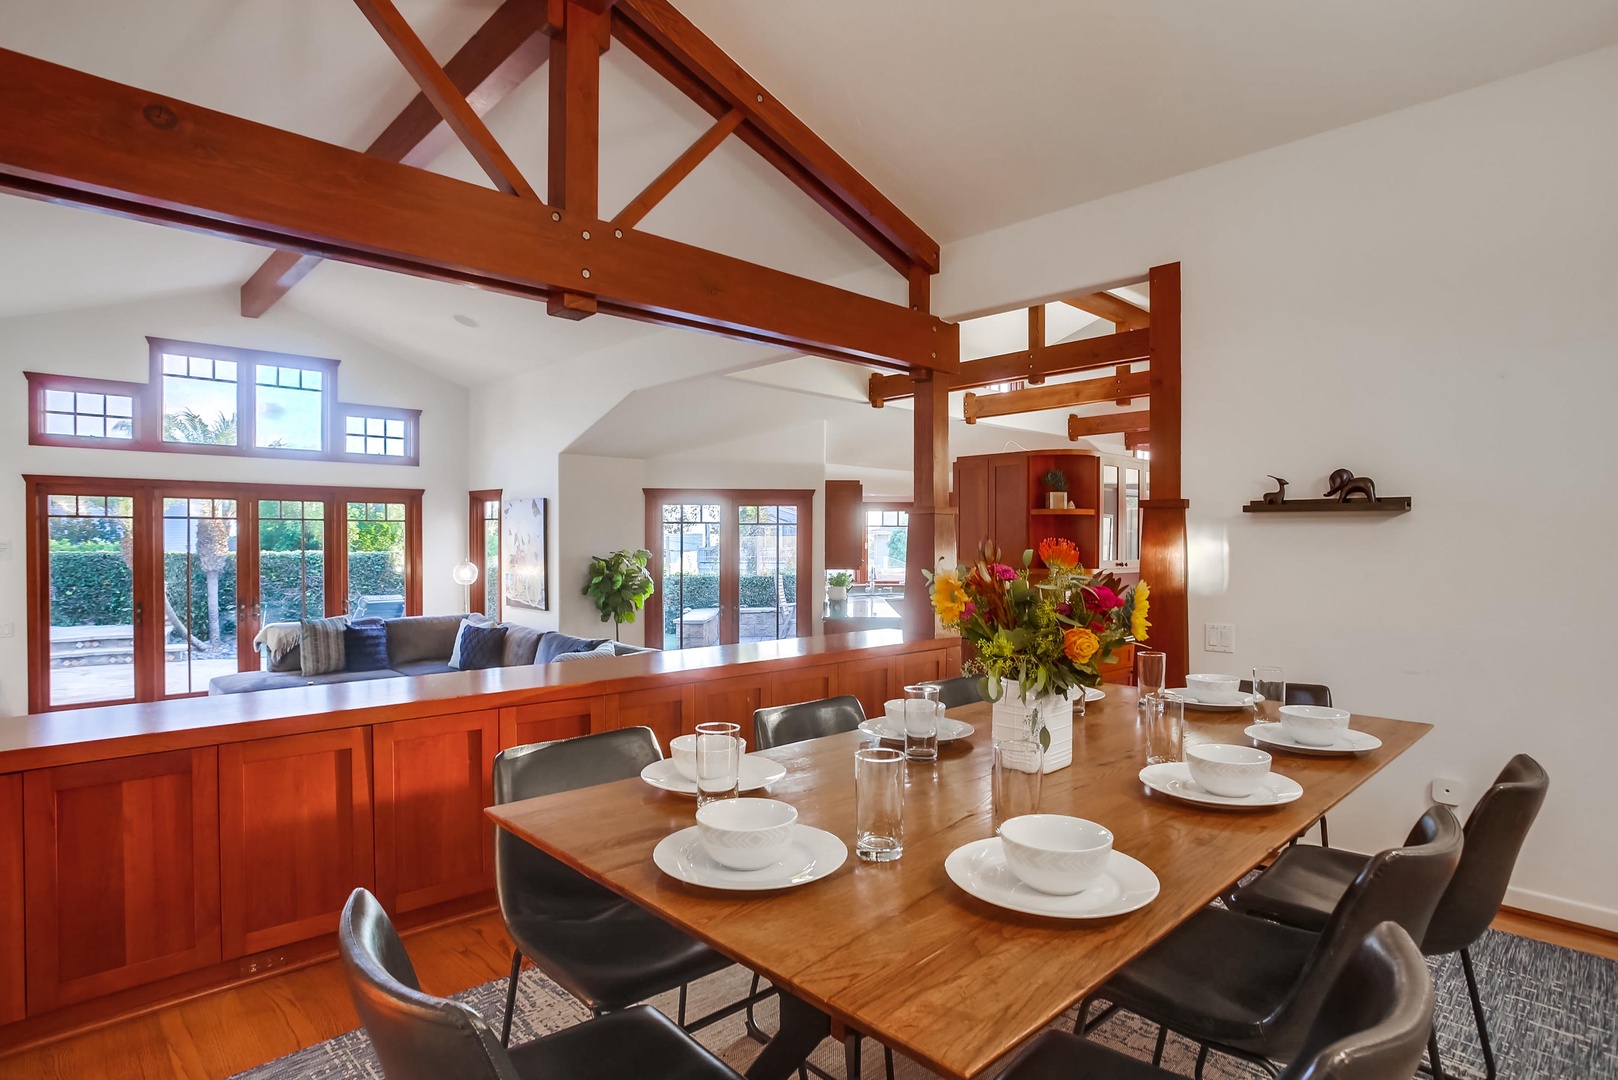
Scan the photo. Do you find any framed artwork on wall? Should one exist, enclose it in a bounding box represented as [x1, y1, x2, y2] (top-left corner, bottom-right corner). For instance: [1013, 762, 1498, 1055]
[503, 496, 548, 610]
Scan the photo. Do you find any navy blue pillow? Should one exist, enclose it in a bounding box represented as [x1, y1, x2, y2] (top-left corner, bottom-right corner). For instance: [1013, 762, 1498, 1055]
[534, 631, 609, 665]
[344, 619, 390, 672]
[454, 623, 508, 671]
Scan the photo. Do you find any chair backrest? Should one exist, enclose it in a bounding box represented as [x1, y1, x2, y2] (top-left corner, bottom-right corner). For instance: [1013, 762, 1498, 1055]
[493, 728, 662, 920]
[1237, 679, 1333, 707]
[1279, 922, 1435, 1080]
[920, 676, 985, 709]
[1423, 753, 1549, 955]
[753, 695, 866, 750]
[339, 889, 519, 1080]
[1265, 805, 1461, 1055]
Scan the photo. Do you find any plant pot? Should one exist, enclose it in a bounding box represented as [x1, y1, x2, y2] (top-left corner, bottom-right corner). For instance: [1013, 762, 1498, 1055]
[1046, 492, 1069, 510]
[991, 680, 1075, 773]
[828, 586, 847, 603]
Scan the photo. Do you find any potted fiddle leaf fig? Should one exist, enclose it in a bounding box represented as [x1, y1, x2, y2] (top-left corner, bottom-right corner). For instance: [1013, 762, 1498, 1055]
[583, 548, 655, 642]
[1043, 469, 1070, 510]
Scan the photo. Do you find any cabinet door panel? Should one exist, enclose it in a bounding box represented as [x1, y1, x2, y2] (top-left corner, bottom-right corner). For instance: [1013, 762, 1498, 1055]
[609, 686, 688, 750]
[896, 649, 948, 688]
[955, 457, 989, 554]
[838, 657, 892, 722]
[989, 454, 1029, 555]
[501, 697, 603, 749]
[1, 773, 23, 1024]
[767, 664, 840, 709]
[692, 676, 767, 750]
[219, 728, 373, 958]
[24, 748, 221, 1013]
[373, 711, 497, 915]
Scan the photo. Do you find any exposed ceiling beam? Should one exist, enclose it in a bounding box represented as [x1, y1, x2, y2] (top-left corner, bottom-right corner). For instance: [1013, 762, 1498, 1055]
[240, 0, 549, 317]
[613, 108, 742, 230]
[0, 48, 956, 372]
[353, 0, 537, 199]
[547, 0, 609, 319]
[868, 328, 1149, 406]
[1124, 431, 1150, 451]
[1064, 291, 1150, 331]
[962, 370, 1150, 424]
[1068, 409, 1151, 440]
[1026, 304, 1046, 384]
[610, 0, 938, 278]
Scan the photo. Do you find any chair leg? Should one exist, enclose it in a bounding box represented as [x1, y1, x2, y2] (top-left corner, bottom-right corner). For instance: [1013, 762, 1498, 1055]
[1193, 1043, 1209, 1079]
[1151, 1025, 1168, 1066]
[678, 982, 689, 1027]
[844, 1032, 862, 1080]
[883, 1045, 895, 1080]
[1318, 815, 1330, 848]
[746, 971, 768, 1041]
[1460, 948, 1498, 1080]
[500, 947, 523, 1047]
[1427, 1026, 1446, 1080]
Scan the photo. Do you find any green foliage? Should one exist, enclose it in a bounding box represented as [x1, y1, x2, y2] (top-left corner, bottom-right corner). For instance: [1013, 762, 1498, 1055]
[662, 573, 798, 624]
[347, 520, 403, 552]
[163, 408, 237, 446]
[886, 527, 907, 566]
[584, 549, 656, 629]
[826, 570, 854, 588]
[1042, 469, 1069, 492]
[258, 520, 323, 552]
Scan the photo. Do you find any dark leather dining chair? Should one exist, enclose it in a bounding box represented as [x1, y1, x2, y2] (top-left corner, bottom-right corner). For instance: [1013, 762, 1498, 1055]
[1082, 806, 1461, 1076]
[338, 888, 743, 1080]
[998, 921, 1434, 1080]
[1225, 754, 1548, 1080]
[493, 728, 736, 1046]
[920, 676, 985, 709]
[753, 694, 866, 750]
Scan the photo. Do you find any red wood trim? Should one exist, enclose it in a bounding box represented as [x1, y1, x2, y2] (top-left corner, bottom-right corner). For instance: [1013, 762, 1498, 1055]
[468, 490, 501, 619]
[545, 1, 606, 318]
[0, 772, 23, 1025]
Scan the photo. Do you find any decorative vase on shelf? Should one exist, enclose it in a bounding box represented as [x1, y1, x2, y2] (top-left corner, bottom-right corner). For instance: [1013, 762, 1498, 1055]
[1046, 492, 1069, 510]
[991, 679, 1076, 773]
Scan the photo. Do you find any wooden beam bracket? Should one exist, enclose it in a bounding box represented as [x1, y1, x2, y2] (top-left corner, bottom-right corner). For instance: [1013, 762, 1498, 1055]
[1067, 409, 1151, 441]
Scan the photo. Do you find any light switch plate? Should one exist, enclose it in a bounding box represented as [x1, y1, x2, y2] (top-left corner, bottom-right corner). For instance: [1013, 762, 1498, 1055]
[1204, 623, 1235, 653]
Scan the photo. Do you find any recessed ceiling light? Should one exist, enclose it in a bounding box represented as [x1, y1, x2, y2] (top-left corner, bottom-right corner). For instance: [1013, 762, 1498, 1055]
[453, 314, 478, 328]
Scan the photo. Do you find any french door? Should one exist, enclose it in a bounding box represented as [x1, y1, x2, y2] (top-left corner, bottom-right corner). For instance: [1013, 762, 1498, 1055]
[644, 490, 813, 651]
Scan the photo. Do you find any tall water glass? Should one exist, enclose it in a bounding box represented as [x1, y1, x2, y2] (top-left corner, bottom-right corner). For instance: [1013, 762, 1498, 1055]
[992, 738, 1043, 831]
[1136, 650, 1167, 699]
[854, 747, 905, 862]
[694, 722, 742, 807]
[902, 684, 940, 763]
[1145, 692, 1185, 765]
[1252, 666, 1286, 721]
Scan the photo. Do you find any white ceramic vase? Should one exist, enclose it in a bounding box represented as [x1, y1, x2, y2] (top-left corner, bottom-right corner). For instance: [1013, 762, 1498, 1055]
[991, 680, 1075, 773]
[828, 585, 847, 603]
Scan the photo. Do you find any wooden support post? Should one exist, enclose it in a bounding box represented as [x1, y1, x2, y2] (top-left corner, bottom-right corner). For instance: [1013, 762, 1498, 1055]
[1140, 262, 1188, 685]
[547, 0, 607, 319]
[904, 370, 955, 640]
[1026, 304, 1046, 384]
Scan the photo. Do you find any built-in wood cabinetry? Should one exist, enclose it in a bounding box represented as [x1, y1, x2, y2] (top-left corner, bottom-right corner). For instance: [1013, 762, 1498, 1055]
[501, 698, 603, 747]
[1, 772, 24, 1025]
[691, 675, 769, 749]
[824, 479, 865, 571]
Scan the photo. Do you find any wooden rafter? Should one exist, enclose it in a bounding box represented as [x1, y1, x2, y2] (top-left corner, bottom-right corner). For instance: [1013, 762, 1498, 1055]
[1068, 410, 1151, 440]
[610, 0, 938, 276]
[1026, 305, 1046, 384]
[962, 370, 1150, 424]
[869, 328, 1149, 406]
[613, 108, 743, 230]
[240, 0, 549, 317]
[0, 47, 956, 371]
[546, 0, 609, 318]
[1064, 291, 1149, 331]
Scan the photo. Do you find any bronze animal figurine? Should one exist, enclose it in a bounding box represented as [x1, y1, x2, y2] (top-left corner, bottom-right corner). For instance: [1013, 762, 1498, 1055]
[1323, 468, 1377, 502]
[1263, 476, 1289, 505]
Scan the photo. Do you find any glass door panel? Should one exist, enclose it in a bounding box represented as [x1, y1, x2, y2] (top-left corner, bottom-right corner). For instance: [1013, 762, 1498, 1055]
[45, 494, 137, 708]
[482, 499, 501, 619]
[162, 497, 240, 696]
[660, 503, 721, 650]
[258, 499, 325, 624]
[1101, 465, 1119, 565]
[737, 504, 798, 644]
[1122, 467, 1142, 564]
[346, 502, 407, 618]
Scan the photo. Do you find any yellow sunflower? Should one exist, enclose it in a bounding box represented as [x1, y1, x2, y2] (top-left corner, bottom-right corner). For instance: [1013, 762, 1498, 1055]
[932, 572, 970, 624]
[1130, 581, 1151, 641]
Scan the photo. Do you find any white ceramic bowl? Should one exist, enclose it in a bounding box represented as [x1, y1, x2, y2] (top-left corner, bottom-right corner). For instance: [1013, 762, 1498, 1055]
[1279, 705, 1351, 747]
[997, 815, 1114, 895]
[1185, 673, 1243, 705]
[670, 734, 698, 781]
[1185, 743, 1272, 798]
[695, 798, 798, 871]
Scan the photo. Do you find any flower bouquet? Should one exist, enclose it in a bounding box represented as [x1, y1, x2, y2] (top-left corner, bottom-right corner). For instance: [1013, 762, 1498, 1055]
[924, 538, 1149, 767]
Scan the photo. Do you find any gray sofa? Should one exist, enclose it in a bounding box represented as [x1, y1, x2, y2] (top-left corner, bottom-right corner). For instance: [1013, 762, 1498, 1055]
[208, 614, 652, 695]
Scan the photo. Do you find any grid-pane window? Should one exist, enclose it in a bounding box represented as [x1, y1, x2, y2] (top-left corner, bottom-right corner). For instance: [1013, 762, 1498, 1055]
[660, 502, 722, 650]
[161, 354, 238, 445]
[482, 499, 501, 620]
[162, 498, 239, 696]
[347, 502, 406, 618]
[738, 504, 798, 645]
[346, 414, 407, 457]
[255, 364, 324, 451]
[259, 500, 325, 624]
[43, 390, 134, 440]
[45, 494, 137, 707]
[865, 509, 908, 582]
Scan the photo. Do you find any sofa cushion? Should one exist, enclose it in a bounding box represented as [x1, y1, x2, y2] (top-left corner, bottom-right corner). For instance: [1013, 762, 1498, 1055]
[384, 614, 465, 666]
[209, 668, 399, 695]
[344, 619, 391, 672]
[501, 624, 543, 667]
[256, 622, 304, 671]
[300, 616, 349, 675]
[392, 660, 457, 678]
[552, 641, 618, 663]
[452, 623, 508, 671]
[535, 631, 609, 665]
[447, 616, 496, 668]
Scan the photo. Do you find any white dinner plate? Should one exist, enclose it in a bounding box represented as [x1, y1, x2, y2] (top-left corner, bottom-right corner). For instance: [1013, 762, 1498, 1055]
[653, 824, 847, 891]
[1244, 723, 1383, 757]
[945, 839, 1159, 919]
[639, 755, 787, 796]
[1168, 688, 1260, 711]
[1138, 761, 1303, 809]
[1075, 686, 1106, 703]
[859, 717, 976, 743]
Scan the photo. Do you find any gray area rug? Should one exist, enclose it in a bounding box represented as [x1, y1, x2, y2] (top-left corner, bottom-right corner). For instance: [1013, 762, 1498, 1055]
[230, 928, 1615, 1079]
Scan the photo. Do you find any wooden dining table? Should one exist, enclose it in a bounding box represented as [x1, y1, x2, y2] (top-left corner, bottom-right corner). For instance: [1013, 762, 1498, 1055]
[485, 686, 1430, 1080]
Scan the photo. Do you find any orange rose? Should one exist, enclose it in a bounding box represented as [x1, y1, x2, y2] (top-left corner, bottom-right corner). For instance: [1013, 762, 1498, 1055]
[1063, 627, 1100, 665]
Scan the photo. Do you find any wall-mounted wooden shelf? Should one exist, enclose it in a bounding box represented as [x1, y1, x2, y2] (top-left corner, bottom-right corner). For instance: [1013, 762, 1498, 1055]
[1242, 497, 1412, 515]
[1030, 507, 1097, 516]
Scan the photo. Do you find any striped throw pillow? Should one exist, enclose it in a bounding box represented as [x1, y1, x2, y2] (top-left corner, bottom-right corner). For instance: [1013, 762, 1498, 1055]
[300, 616, 349, 676]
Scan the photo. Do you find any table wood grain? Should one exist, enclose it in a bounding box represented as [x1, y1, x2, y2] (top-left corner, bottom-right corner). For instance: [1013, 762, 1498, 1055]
[486, 688, 1430, 1079]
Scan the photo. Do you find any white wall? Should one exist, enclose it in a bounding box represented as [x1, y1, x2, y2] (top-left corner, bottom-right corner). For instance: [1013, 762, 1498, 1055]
[0, 287, 471, 716]
[557, 454, 647, 639]
[935, 45, 1618, 927]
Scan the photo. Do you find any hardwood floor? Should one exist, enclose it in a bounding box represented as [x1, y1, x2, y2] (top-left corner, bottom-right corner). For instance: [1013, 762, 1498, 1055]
[4, 905, 1613, 1079]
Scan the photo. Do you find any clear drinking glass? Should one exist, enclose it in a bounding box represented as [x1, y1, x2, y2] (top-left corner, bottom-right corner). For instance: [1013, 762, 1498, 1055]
[1252, 666, 1286, 721]
[1145, 692, 1185, 765]
[992, 738, 1043, 831]
[1136, 650, 1167, 699]
[854, 746, 905, 862]
[694, 722, 742, 806]
[902, 684, 940, 763]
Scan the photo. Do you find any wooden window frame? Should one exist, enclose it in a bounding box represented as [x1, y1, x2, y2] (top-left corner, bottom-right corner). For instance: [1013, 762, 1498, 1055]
[468, 490, 502, 620]
[24, 339, 420, 467]
[643, 489, 814, 650]
[858, 500, 912, 585]
[25, 474, 423, 714]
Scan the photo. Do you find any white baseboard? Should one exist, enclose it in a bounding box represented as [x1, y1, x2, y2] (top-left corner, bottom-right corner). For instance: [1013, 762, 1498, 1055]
[1504, 886, 1618, 934]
